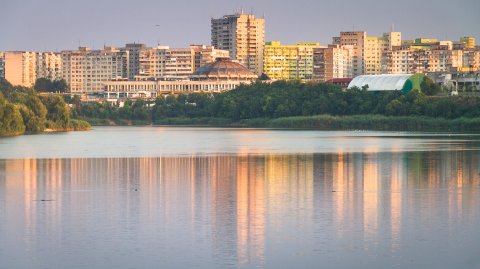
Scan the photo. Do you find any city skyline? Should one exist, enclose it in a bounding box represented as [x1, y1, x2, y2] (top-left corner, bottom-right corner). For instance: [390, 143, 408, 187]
[1, 0, 479, 51]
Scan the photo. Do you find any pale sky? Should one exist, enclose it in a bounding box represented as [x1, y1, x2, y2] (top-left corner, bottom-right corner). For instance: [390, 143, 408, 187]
[1, 0, 479, 51]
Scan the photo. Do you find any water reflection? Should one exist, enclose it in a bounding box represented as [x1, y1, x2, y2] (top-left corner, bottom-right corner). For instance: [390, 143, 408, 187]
[0, 151, 479, 268]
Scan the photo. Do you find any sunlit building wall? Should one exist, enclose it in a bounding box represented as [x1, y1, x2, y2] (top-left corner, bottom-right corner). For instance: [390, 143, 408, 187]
[136, 45, 229, 81]
[313, 44, 354, 82]
[365, 32, 401, 74]
[211, 13, 265, 75]
[61, 46, 129, 93]
[36, 52, 62, 81]
[460, 36, 475, 49]
[122, 43, 147, 80]
[263, 41, 323, 81]
[4, 51, 37, 87]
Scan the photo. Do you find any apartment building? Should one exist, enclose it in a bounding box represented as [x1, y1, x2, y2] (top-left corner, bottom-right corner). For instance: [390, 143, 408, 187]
[462, 50, 480, 72]
[61, 46, 129, 93]
[4, 51, 37, 87]
[36, 52, 62, 81]
[263, 41, 323, 81]
[136, 45, 228, 81]
[460, 37, 475, 49]
[365, 32, 401, 74]
[339, 31, 366, 77]
[313, 44, 354, 82]
[122, 43, 147, 80]
[383, 44, 465, 74]
[211, 13, 265, 75]
[0, 52, 4, 79]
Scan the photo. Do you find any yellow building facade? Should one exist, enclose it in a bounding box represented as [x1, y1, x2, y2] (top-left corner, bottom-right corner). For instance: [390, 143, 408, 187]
[263, 41, 323, 81]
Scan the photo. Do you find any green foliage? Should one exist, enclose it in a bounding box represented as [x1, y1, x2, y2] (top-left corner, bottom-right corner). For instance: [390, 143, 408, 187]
[0, 102, 26, 136]
[40, 95, 70, 129]
[34, 78, 69, 93]
[68, 119, 91, 131]
[421, 77, 442, 96]
[71, 80, 480, 131]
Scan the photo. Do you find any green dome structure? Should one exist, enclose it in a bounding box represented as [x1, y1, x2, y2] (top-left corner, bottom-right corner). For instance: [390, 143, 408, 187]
[348, 74, 427, 94]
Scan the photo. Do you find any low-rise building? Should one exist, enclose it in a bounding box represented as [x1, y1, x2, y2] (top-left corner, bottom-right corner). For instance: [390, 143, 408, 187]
[104, 58, 257, 97]
[348, 74, 427, 94]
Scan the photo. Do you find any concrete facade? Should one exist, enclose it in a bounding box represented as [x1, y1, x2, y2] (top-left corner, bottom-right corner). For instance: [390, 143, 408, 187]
[36, 52, 62, 81]
[61, 47, 129, 93]
[4, 51, 37, 87]
[136, 45, 229, 81]
[313, 44, 354, 82]
[263, 41, 323, 81]
[211, 13, 265, 75]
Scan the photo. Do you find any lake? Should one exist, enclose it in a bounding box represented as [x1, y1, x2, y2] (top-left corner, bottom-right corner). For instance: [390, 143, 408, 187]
[1, 127, 479, 269]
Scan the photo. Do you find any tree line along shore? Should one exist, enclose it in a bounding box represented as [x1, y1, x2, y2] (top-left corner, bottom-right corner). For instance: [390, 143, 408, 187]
[0, 79, 90, 137]
[3, 78, 480, 137]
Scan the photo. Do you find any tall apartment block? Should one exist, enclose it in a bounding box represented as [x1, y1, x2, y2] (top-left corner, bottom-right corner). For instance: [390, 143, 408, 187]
[263, 41, 323, 81]
[365, 32, 401, 74]
[211, 13, 265, 75]
[61, 46, 129, 93]
[313, 44, 354, 82]
[122, 43, 147, 80]
[338, 31, 367, 77]
[335, 31, 402, 76]
[4, 51, 37, 87]
[136, 45, 229, 80]
[36, 52, 62, 81]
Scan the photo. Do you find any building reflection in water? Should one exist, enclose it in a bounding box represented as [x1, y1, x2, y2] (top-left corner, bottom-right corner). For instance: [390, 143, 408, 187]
[0, 150, 479, 267]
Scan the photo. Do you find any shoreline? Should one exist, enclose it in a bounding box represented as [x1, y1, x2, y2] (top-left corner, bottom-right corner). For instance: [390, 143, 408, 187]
[78, 115, 480, 132]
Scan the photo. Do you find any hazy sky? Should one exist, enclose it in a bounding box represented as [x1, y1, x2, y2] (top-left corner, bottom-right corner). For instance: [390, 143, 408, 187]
[1, 0, 479, 51]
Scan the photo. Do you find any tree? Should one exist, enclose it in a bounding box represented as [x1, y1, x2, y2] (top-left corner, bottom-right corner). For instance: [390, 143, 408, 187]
[420, 77, 441, 96]
[0, 101, 26, 136]
[34, 78, 69, 93]
[34, 78, 53, 92]
[40, 95, 70, 129]
[52, 79, 69, 93]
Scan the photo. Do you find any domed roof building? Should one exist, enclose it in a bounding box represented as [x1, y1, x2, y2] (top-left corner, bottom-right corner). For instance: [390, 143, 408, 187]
[190, 58, 258, 81]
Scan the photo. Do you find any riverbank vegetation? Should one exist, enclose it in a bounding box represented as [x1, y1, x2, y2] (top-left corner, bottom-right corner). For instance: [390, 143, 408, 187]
[0, 79, 90, 137]
[72, 80, 480, 131]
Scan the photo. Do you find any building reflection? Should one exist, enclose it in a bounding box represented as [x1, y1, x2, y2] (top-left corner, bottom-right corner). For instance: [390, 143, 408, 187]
[0, 150, 479, 266]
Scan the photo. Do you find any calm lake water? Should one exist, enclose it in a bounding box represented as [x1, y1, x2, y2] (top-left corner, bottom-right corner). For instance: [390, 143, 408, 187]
[1, 127, 479, 269]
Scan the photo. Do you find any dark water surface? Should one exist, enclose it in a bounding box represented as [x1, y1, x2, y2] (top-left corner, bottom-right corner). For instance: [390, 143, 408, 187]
[0, 127, 479, 268]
